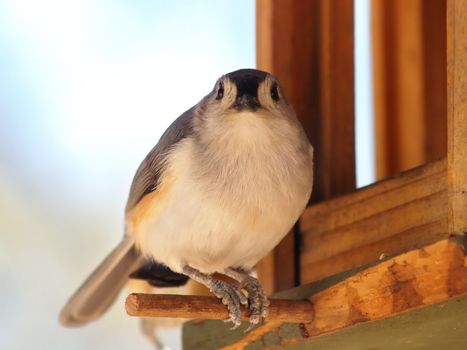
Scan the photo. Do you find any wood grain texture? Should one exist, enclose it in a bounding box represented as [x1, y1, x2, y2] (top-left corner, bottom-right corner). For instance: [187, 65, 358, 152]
[372, 0, 447, 179]
[373, 0, 423, 178]
[300, 159, 448, 283]
[317, 0, 356, 199]
[305, 239, 467, 336]
[447, 0, 467, 236]
[126, 294, 314, 323]
[423, 0, 447, 161]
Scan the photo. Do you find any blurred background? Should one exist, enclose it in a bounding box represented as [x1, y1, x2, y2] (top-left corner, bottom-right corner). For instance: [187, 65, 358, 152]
[0, 1, 254, 349]
[0, 0, 375, 349]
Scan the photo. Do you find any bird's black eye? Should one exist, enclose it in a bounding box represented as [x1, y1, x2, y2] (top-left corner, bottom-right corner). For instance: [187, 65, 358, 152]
[270, 83, 280, 101]
[216, 82, 224, 100]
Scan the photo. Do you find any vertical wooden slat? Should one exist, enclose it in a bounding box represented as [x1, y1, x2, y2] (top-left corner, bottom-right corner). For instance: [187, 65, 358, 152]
[447, 0, 467, 235]
[372, 0, 389, 178]
[423, 0, 447, 161]
[395, 0, 426, 170]
[373, 0, 425, 178]
[257, 0, 317, 152]
[372, 0, 447, 179]
[318, 0, 356, 199]
[256, 0, 316, 294]
[256, 0, 355, 293]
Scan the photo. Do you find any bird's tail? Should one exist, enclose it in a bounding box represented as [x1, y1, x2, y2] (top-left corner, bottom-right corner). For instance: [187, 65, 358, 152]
[59, 236, 141, 326]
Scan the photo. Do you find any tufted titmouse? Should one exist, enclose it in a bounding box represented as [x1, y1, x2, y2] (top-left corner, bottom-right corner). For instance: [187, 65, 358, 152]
[60, 69, 313, 330]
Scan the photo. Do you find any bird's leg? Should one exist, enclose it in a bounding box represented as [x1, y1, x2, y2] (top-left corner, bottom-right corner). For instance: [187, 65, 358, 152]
[224, 268, 269, 329]
[182, 265, 247, 329]
[139, 319, 163, 350]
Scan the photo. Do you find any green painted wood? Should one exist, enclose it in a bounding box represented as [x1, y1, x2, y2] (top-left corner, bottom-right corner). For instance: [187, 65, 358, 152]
[275, 296, 467, 350]
[183, 320, 248, 350]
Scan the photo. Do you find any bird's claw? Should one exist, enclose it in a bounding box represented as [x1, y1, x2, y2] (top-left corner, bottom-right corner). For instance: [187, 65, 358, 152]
[242, 276, 269, 330]
[209, 279, 246, 329]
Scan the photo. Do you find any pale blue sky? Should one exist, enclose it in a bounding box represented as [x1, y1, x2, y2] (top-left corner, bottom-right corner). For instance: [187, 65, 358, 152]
[0, 1, 255, 214]
[355, 0, 375, 187]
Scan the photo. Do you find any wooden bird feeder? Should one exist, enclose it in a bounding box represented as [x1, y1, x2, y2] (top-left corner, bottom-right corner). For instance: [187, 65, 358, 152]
[126, 1, 467, 348]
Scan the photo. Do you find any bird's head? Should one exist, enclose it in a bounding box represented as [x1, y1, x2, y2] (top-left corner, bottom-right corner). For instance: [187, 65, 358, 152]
[194, 69, 295, 123]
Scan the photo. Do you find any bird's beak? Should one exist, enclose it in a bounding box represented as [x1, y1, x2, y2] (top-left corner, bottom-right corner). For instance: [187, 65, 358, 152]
[233, 94, 261, 111]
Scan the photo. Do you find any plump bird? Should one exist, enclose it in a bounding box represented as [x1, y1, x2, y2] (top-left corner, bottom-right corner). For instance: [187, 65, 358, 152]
[60, 69, 313, 330]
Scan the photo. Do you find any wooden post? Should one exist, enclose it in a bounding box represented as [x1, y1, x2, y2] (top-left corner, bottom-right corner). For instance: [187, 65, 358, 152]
[372, 0, 447, 179]
[256, 0, 316, 294]
[317, 0, 356, 199]
[255, 0, 355, 293]
[423, 0, 448, 161]
[447, 0, 467, 235]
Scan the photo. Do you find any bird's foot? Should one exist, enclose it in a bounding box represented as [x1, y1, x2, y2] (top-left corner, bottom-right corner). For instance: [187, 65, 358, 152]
[209, 279, 248, 329]
[182, 265, 247, 329]
[241, 275, 269, 331]
[223, 268, 270, 331]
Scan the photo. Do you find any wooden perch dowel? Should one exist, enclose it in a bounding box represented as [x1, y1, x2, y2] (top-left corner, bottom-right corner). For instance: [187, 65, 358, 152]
[126, 294, 314, 323]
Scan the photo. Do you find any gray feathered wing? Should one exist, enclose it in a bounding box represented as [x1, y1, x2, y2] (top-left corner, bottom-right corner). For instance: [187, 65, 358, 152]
[59, 108, 195, 326]
[59, 237, 141, 326]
